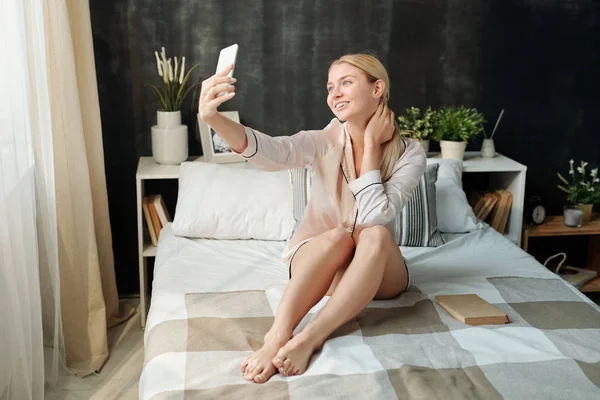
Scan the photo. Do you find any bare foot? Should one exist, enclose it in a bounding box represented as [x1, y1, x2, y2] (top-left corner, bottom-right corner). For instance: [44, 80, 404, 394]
[241, 330, 291, 383]
[272, 330, 322, 376]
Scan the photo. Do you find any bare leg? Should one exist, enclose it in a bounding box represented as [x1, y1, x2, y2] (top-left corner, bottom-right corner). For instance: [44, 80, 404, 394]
[273, 225, 408, 376]
[241, 227, 354, 383]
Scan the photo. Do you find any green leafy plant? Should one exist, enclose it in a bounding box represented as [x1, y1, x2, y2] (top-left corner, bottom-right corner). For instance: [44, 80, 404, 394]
[396, 107, 436, 140]
[557, 160, 600, 204]
[145, 47, 200, 111]
[431, 106, 486, 142]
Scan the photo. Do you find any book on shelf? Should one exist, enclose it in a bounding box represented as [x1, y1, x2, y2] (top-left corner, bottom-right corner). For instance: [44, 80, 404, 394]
[152, 194, 172, 227]
[147, 195, 162, 241]
[470, 189, 512, 234]
[490, 190, 512, 234]
[142, 196, 158, 246]
[143, 194, 173, 247]
[471, 191, 498, 222]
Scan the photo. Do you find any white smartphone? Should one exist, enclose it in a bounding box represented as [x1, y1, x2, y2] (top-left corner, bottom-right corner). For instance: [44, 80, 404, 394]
[215, 44, 238, 97]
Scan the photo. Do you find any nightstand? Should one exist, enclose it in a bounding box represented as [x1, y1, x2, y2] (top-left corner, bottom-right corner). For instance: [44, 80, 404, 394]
[136, 156, 203, 328]
[522, 215, 600, 292]
[428, 151, 527, 246]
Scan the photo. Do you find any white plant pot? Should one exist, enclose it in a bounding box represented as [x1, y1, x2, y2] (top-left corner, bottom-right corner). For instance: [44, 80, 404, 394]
[151, 111, 188, 165]
[480, 138, 496, 158]
[420, 139, 430, 153]
[440, 140, 467, 160]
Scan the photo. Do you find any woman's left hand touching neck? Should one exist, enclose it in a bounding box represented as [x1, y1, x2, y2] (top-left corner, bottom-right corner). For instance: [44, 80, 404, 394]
[364, 101, 395, 148]
[356, 101, 395, 177]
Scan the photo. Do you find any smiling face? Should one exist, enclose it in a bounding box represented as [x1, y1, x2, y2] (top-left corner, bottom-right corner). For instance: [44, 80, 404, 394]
[326, 62, 384, 123]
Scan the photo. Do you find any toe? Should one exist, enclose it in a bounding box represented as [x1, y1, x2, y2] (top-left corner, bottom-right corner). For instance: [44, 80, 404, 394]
[253, 367, 265, 383]
[284, 364, 294, 375]
[241, 357, 249, 373]
[272, 356, 284, 368]
[255, 365, 276, 384]
[243, 368, 252, 380]
[244, 365, 255, 380]
[273, 347, 289, 368]
[282, 359, 293, 375]
[248, 364, 258, 377]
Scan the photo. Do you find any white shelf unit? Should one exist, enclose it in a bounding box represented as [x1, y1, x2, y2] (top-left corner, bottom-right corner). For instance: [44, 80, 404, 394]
[428, 151, 527, 246]
[135, 156, 203, 328]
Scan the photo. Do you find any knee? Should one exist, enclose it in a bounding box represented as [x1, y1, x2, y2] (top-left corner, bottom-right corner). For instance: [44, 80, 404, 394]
[322, 227, 354, 257]
[358, 225, 393, 253]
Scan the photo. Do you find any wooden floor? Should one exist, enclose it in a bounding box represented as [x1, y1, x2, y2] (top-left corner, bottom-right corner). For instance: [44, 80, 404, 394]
[44, 299, 144, 400]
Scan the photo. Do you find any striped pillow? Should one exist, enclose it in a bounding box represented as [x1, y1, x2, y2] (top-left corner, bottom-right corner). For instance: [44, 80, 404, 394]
[395, 163, 445, 247]
[288, 168, 308, 237]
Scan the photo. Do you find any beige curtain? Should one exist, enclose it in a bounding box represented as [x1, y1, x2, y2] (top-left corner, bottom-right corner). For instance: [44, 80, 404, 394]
[43, 0, 134, 376]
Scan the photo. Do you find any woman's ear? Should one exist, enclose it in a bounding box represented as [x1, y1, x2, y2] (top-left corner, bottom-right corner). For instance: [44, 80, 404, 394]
[373, 79, 386, 101]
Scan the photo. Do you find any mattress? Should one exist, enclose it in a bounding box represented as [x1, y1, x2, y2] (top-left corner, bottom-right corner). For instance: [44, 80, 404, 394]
[140, 224, 600, 399]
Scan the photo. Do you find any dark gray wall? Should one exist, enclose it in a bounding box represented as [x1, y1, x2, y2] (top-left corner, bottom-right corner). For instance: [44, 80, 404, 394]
[90, 0, 600, 295]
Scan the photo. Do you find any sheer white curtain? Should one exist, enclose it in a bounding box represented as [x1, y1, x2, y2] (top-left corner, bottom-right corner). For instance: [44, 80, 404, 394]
[0, 0, 65, 399]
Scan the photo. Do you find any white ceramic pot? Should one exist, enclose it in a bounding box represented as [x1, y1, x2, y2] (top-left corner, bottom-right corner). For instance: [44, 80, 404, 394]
[440, 140, 467, 160]
[481, 138, 496, 158]
[420, 139, 430, 154]
[151, 110, 188, 165]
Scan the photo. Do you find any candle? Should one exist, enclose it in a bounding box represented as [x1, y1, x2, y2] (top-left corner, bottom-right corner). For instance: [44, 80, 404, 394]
[564, 208, 583, 227]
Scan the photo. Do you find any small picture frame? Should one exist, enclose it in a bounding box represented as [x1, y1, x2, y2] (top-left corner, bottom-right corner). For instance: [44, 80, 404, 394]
[197, 111, 246, 164]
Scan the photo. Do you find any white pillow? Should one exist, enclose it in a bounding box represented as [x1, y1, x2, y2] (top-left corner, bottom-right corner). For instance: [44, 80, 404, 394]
[172, 162, 295, 240]
[427, 158, 479, 233]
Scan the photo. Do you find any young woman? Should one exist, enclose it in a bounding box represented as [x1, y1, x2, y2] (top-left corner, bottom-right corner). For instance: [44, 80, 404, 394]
[198, 54, 426, 384]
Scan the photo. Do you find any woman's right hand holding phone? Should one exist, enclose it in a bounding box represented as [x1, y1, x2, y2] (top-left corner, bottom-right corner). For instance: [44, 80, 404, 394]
[198, 63, 236, 122]
[197, 63, 247, 153]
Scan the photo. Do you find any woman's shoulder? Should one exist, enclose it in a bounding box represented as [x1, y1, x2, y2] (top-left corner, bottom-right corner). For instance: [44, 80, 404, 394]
[307, 117, 343, 137]
[323, 117, 342, 131]
[395, 137, 427, 167]
[302, 118, 344, 151]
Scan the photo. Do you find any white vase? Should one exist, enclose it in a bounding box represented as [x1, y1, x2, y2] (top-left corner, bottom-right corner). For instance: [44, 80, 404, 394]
[481, 138, 496, 158]
[420, 139, 430, 153]
[440, 140, 467, 160]
[151, 110, 188, 165]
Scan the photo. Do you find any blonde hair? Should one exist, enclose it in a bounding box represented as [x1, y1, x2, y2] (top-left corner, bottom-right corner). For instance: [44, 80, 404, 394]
[329, 54, 403, 182]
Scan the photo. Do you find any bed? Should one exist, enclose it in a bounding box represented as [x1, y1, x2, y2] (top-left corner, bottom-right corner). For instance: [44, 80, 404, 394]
[139, 160, 600, 400]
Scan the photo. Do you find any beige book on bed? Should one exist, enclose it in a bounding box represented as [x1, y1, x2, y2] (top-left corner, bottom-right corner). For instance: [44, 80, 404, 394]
[435, 294, 509, 325]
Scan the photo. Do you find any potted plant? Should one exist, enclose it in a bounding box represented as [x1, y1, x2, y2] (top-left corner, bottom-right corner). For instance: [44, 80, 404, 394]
[557, 160, 600, 225]
[396, 107, 436, 153]
[145, 47, 200, 164]
[431, 106, 486, 160]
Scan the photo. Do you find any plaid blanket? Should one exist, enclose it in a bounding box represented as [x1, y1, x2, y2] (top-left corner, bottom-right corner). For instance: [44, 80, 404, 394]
[142, 277, 600, 399]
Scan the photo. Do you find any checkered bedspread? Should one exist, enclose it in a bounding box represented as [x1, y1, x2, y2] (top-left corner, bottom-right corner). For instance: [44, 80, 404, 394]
[142, 277, 600, 399]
